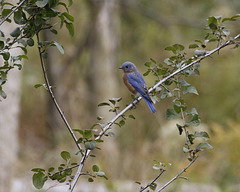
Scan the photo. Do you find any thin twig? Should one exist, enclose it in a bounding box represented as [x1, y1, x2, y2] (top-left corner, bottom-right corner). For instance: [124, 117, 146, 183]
[157, 156, 199, 192]
[140, 169, 166, 192]
[68, 33, 240, 192]
[36, 32, 82, 152]
[0, 0, 27, 26]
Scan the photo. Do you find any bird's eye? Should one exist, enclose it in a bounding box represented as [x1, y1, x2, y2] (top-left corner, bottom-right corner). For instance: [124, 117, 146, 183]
[126, 66, 128, 68]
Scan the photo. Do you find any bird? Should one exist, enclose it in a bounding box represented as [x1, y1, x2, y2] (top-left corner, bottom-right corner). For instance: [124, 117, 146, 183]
[119, 61, 156, 113]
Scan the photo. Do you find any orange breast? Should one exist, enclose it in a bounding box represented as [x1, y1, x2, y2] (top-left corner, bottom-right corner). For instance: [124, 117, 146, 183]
[122, 73, 137, 95]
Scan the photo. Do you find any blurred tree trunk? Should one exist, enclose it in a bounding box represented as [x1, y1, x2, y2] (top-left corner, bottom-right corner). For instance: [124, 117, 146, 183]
[0, 1, 22, 189]
[88, 0, 121, 178]
[88, 0, 120, 116]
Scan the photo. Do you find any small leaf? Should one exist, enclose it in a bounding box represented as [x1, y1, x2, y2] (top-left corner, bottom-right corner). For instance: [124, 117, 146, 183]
[34, 84, 43, 88]
[183, 146, 192, 153]
[32, 172, 47, 189]
[60, 151, 71, 162]
[48, 167, 55, 172]
[119, 120, 125, 127]
[196, 142, 213, 150]
[187, 114, 200, 127]
[179, 79, 190, 87]
[144, 61, 151, 67]
[52, 41, 64, 54]
[31, 168, 45, 172]
[92, 165, 99, 172]
[193, 131, 209, 140]
[0, 89, 7, 99]
[128, 114, 135, 119]
[36, 0, 48, 8]
[85, 141, 96, 150]
[166, 109, 180, 120]
[186, 108, 198, 115]
[88, 177, 94, 182]
[189, 44, 199, 49]
[98, 102, 110, 107]
[183, 86, 199, 95]
[62, 12, 74, 22]
[176, 124, 183, 135]
[65, 21, 74, 36]
[27, 38, 34, 46]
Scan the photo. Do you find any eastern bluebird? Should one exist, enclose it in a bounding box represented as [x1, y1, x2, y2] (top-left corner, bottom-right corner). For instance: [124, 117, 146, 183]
[119, 61, 156, 113]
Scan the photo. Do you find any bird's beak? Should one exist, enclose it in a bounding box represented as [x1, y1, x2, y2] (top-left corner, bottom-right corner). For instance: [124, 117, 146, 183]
[119, 66, 123, 69]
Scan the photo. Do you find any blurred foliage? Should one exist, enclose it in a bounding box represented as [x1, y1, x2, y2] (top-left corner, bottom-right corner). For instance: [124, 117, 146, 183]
[7, 0, 239, 190]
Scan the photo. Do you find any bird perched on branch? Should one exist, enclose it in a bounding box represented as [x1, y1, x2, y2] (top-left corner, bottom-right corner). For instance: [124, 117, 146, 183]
[119, 61, 156, 113]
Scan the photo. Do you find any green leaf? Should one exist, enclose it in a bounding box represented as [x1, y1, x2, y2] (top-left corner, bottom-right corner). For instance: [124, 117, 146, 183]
[83, 129, 92, 139]
[50, 29, 58, 35]
[193, 131, 209, 140]
[48, 0, 59, 8]
[186, 108, 198, 115]
[14, 9, 23, 24]
[92, 165, 99, 172]
[143, 70, 150, 76]
[208, 16, 218, 30]
[62, 12, 74, 22]
[183, 146, 192, 153]
[31, 168, 45, 172]
[98, 102, 110, 107]
[85, 141, 96, 150]
[128, 114, 135, 119]
[0, 88, 7, 99]
[60, 151, 71, 162]
[2, 9, 12, 17]
[196, 142, 213, 150]
[34, 84, 43, 88]
[176, 124, 183, 135]
[48, 167, 55, 172]
[65, 21, 74, 37]
[187, 114, 200, 127]
[189, 43, 199, 49]
[119, 119, 125, 127]
[173, 44, 184, 51]
[183, 86, 199, 95]
[36, 0, 48, 8]
[32, 172, 47, 189]
[88, 177, 94, 182]
[52, 41, 64, 54]
[10, 27, 21, 37]
[179, 79, 190, 87]
[144, 61, 151, 67]
[166, 109, 180, 120]
[27, 38, 34, 46]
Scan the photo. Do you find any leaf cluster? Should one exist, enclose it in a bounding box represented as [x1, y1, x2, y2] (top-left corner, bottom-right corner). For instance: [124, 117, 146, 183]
[0, 0, 74, 99]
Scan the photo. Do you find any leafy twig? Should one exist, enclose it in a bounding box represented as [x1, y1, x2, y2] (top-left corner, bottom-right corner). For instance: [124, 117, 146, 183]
[36, 32, 82, 152]
[157, 156, 199, 192]
[0, 0, 27, 26]
[68, 33, 240, 192]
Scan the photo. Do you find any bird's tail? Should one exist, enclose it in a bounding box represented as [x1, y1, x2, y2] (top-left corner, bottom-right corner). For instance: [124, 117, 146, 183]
[143, 97, 156, 113]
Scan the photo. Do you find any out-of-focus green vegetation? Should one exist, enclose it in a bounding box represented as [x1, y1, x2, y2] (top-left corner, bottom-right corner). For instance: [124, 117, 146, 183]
[18, 0, 240, 190]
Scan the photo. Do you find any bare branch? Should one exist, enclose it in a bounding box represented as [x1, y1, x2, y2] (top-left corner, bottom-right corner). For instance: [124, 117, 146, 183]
[36, 32, 83, 152]
[157, 156, 199, 192]
[140, 168, 166, 192]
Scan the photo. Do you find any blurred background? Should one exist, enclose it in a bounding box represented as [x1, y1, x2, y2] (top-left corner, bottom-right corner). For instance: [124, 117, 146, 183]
[1, 0, 240, 191]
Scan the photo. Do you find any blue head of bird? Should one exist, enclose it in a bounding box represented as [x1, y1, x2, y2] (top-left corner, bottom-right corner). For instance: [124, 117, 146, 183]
[119, 61, 136, 72]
